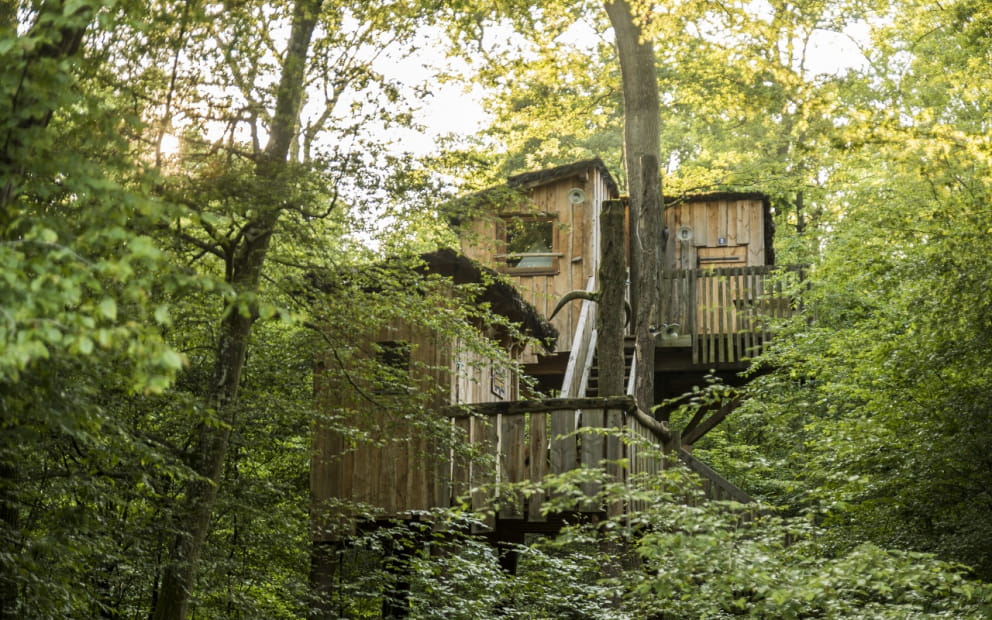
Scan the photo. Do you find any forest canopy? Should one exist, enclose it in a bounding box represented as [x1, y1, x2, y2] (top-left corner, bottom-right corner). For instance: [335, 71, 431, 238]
[2, 0, 992, 618]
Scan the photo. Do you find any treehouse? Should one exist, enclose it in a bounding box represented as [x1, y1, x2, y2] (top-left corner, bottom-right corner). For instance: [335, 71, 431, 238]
[310, 159, 789, 603]
[456, 158, 620, 357]
[310, 249, 557, 539]
[456, 159, 791, 401]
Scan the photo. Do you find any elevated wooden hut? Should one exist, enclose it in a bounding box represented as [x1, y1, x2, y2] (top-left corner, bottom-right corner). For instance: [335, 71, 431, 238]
[310, 250, 558, 540]
[310, 160, 793, 604]
[457, 158, 620, 357]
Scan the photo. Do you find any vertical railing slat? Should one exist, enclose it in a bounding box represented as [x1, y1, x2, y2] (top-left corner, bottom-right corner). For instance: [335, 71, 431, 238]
[689, 269, 699, 364]
[550, 408, 577, 474]
[498, 412, 526, 519]
[528, 412, 547, 521]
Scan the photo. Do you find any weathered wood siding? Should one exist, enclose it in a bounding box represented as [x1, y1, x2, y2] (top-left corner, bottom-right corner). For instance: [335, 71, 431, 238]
[664, 196, 768, 270]
[449, 340, 520, 528]
[655, 195, 784, 364]
[312, 324, 518, 540]
[461, 165, 616, 358]
[314, 389, 751, 539]
[311, 324, 451, 540]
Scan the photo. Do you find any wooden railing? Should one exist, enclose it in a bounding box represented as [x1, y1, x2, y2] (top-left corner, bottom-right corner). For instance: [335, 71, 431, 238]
[657, 265, 795, 365]
[446, 396, 751, 528]
[560, 277, 597, 398]
[447, 397, 634, 527]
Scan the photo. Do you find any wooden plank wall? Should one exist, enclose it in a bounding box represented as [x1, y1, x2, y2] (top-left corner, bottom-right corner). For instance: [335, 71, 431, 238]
[451, 343, 518, 405]
[664, 198, 766, 270]
[311, 323, 454, 541]
[461, 166, 614, 360]
[312, 323, 527, 533]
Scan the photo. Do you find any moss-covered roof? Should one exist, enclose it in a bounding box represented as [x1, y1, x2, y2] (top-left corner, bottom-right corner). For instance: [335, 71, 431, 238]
[417, 248, 558, 350]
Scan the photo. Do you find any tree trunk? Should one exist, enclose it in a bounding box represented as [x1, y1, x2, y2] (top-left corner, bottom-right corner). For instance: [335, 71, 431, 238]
[604, 0, 662, 414]
[150, 2, 323, 618]
[598, 199, 627, 396]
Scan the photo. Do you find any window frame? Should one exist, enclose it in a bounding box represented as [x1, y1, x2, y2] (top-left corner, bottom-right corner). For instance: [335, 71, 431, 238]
[496, 213, 561, 276]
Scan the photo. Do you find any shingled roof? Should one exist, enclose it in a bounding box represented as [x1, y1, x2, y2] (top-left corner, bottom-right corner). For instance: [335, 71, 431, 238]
[506, 157, 620, 197]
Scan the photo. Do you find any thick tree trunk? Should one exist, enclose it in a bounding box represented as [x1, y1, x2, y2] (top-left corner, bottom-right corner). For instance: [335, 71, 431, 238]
[150, 2, 323, 618]
[634, 155, 662, 411]
[604, 0, 662, 414]
[598, 199, 627, 397]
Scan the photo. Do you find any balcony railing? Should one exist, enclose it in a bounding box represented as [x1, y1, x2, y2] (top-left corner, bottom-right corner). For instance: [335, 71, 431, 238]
[657, 266, 795, 365]
[446, 396, 751, 529]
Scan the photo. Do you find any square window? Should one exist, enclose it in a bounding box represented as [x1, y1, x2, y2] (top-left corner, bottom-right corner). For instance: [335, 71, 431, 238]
[500, 217, 558, 274]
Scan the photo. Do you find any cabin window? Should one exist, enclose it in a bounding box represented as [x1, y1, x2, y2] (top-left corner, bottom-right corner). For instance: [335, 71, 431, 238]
[373, 340, 411, 394]
[499, 216, 559, 274]
[697, 246, 746, 268]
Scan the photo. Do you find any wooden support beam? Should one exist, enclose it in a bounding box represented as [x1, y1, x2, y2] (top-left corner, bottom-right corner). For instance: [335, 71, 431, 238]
[680, 402, 712, 439]
[445, 396, 636, 419]
[633, 154, 663, 413]
[630, 407, 671, 444]
[681, 399, 740, 446]
[599, 199, 627, 397]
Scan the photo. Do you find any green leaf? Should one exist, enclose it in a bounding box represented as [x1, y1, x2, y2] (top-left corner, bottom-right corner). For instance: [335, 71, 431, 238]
[160, 349, 184, 371]
[76, 336, 93, 355]
[98, 297, 117, 321]
[153, 304, 171, 325]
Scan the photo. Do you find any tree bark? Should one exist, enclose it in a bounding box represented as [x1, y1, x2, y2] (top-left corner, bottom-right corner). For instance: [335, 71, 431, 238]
[598, 199, 627, 397]
[604, 1, 662, 414]
[150, 2, 323, 618]
[633, 154, 662, 412]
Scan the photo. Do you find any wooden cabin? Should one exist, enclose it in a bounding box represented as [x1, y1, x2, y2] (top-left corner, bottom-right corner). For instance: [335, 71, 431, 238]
[310, 250, 558, 540]
[310, 160, 792, 606]
[457, 158, 620, 361]
[456, 161, 790, 399]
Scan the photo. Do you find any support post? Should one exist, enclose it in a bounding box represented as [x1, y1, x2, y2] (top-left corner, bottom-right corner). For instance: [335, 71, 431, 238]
[633, 155, 663, 413]
[599, 200, 627, 397]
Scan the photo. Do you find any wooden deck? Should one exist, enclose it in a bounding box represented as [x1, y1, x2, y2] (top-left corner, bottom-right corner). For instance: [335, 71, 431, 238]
[313, 395, 752, 541]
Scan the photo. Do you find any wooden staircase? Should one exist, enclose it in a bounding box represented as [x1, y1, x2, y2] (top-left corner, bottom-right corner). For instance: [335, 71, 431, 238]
[585, 336, 635, 397]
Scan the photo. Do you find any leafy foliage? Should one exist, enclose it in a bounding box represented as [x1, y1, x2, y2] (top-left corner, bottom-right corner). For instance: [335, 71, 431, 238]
[309, 460, 992, 619]
[4, 0, 992, 616]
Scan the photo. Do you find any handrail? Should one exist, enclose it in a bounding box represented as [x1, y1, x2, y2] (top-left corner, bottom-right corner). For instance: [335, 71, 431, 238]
[677, 448, 753, 503]
[444, 396, 635, 419]
[560, 276, 597, 398]
[658, 265, 797, 364]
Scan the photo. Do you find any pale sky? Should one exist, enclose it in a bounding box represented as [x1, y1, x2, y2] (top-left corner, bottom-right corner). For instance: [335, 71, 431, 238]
[378, 18, 872, 158]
